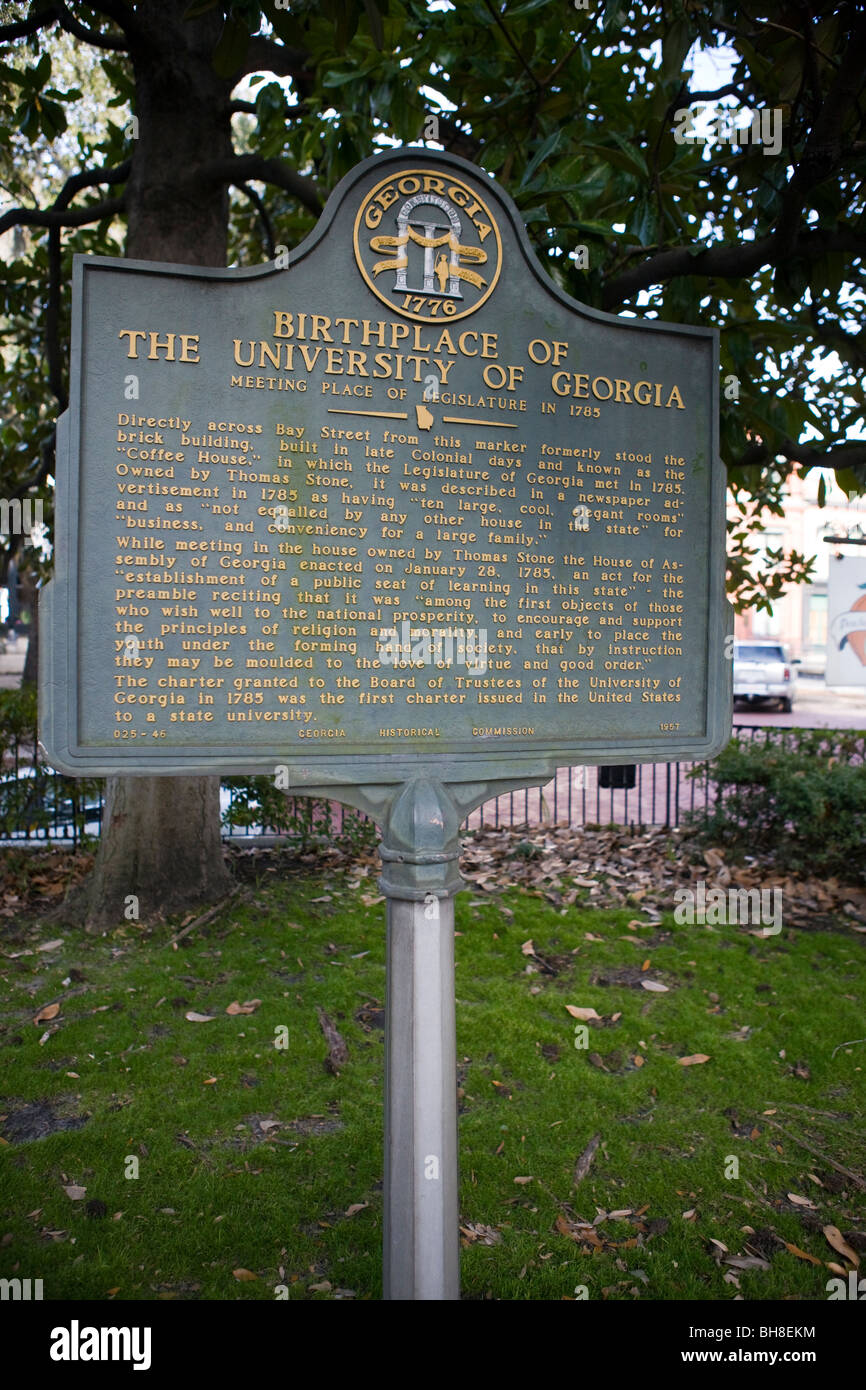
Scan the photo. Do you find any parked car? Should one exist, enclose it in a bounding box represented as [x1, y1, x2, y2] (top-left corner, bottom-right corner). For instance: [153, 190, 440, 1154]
[733, 641, 800, 712]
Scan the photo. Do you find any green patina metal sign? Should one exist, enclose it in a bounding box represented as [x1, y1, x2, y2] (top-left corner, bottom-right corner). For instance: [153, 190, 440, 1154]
[40, 147, 731, 783]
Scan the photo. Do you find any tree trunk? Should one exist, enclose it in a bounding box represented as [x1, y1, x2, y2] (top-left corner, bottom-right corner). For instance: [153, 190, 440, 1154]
[77, 0, 234, 929]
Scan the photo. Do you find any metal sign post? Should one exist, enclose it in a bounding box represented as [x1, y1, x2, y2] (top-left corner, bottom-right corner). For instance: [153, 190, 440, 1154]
[316, 771, 543, 1300]
[380, 777, 462, 1300]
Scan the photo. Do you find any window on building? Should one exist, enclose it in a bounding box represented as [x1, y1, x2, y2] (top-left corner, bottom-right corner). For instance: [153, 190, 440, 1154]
[805, 592, 828, 650]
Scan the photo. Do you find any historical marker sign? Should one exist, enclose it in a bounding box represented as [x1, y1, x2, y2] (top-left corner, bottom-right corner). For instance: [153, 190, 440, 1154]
[39, 147, 732, 1302]
[41, 147, 731, 782]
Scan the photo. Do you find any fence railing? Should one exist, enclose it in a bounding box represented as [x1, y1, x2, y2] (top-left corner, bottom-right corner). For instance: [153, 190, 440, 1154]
[1, 725, 864, 844]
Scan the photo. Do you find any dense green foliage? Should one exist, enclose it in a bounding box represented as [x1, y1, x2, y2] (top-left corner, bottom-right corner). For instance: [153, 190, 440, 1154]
[691, 730, 866, 881]
[223, 775, 378, 852]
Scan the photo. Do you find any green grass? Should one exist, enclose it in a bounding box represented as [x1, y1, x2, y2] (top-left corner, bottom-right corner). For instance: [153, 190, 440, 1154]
[1, 857, 864, 1301]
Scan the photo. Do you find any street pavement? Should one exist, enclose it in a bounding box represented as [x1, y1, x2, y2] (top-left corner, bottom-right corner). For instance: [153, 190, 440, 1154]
[734, 675, 866, 730]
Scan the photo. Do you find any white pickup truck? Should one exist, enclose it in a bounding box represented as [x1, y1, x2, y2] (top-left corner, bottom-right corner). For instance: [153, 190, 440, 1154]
[733, 641, 799, 712]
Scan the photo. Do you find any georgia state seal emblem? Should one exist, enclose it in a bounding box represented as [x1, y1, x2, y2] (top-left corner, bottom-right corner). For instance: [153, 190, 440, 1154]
[354, 168, 502, 323]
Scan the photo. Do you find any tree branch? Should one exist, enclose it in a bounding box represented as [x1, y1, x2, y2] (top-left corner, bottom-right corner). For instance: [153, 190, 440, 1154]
[437, 115, 482, 164]
[808, 305, 866, 371]
[734, 437, 866, 473]
[231, 96, 311, 120]
[57, 1, 126, 51]
[197, 154, 321, 217]
[602, 228, 866, 309]
[55, 157, 131, 210]
[0, 159, 130, 237]
[235, 182, 276, 259]
[0, 6, 61, 41]
[239, 35, 314, 96]
[481, 0, 541, 92]
[0, 2, 128, 48]
[0, 195, 125, 236]
[83, 0, 137, 28]
[686, 84, 754, 104]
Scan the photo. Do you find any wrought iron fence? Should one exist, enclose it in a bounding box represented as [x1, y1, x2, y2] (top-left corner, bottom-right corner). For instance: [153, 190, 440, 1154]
[1, 722, 863, 844]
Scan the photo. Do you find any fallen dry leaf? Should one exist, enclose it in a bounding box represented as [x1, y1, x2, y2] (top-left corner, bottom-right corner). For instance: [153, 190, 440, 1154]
[513, 1175, 533, 1185]
[345, 1203, 369, 1217]
[316, 1007, 348, 1074]
[641, 980, 669, 993]
[225, 999, 261, 1016]
[678, 1054, 711, 1067]
[521, 939, 535, 956]
[63, 1185, 86, 1201]
[185, 1011, 216, 1023]
[232, 1268, 258, 1282]
[823, 1225, 860, 1267]
[33, 1003, 60, 1024]
[573, 1133, 601, 1187]
[784, 1242, 822, 1266]
[787, 1193, 816, 1209]
[565, 1005, 601, 1022]
[37, 939, 64, 953]
[459, 1223, 502, 1246]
